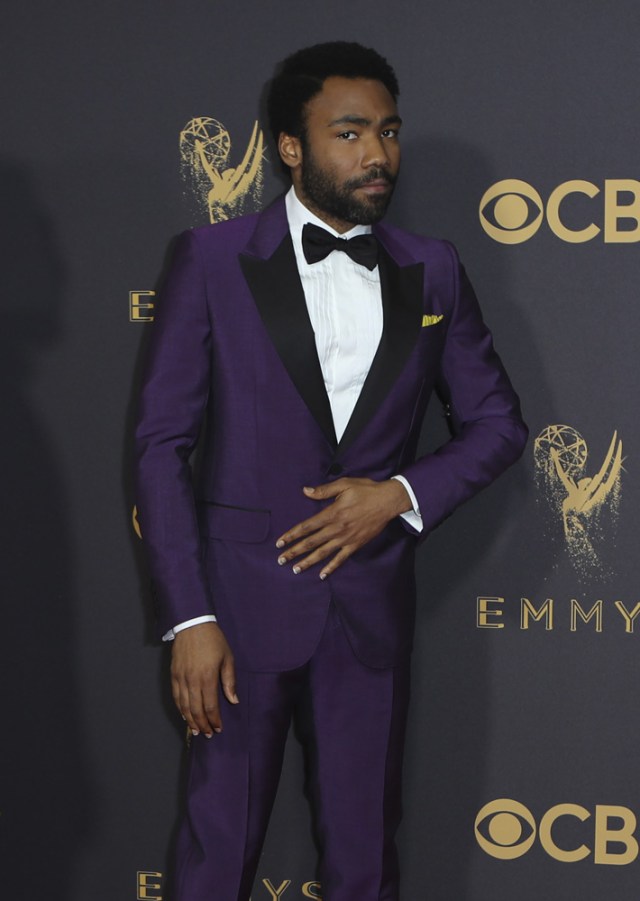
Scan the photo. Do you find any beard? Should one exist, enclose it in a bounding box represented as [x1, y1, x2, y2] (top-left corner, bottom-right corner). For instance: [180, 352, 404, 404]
[300, 146, 397, 226]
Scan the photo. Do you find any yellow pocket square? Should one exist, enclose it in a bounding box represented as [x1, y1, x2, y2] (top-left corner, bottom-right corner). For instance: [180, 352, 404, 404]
[422, 314, 444, 327]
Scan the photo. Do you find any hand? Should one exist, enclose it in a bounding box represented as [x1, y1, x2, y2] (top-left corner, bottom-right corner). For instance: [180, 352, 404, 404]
[276, 478, 411, 579]
[171, 622, 238, 738]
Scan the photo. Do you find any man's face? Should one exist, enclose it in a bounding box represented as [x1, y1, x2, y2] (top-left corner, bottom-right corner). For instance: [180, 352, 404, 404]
[286, 76, 402, 233]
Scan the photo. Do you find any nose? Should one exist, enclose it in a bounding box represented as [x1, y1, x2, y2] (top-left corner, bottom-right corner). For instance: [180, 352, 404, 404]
[362, 134, 391, 169]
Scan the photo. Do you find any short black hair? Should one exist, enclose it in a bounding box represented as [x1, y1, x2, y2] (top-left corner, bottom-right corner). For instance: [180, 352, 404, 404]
[266, 41, 399, 145]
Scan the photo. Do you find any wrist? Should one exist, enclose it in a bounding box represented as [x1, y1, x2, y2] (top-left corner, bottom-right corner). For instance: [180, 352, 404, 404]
[383, 478, 412, 517]
[174, 621, 219, 642]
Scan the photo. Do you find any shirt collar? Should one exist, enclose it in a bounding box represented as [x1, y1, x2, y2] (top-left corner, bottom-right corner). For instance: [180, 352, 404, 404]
[285, 186, 372, 246]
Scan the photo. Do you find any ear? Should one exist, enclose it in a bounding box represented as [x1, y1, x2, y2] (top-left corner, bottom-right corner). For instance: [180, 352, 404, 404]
[278, 132, 303, 171]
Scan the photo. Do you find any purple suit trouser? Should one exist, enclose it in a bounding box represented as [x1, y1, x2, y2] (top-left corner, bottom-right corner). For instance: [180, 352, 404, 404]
[173, 604, 410, 901]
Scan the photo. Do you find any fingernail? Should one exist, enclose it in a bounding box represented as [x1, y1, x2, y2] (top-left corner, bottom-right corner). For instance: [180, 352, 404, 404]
[293, 565, 301, 575]
[277, 555, 286, 565]
[191, 729, 199, 736]
[276, 539, 285, 549]
[214, 727, 222, 734]
[303, 486, 315, 494]
[320, 572, 327, 580]
[205, 733, 213, 739]
[232, 694, 240, 704]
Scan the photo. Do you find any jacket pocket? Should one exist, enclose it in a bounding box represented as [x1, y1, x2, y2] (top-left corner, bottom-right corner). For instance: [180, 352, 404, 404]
[201, 502, 271, 543]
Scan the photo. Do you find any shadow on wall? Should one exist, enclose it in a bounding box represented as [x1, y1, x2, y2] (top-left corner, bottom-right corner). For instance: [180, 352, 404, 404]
[0, 161, 94, 895]
[121, 229, 193, 893]
[392, 136, 556, 900]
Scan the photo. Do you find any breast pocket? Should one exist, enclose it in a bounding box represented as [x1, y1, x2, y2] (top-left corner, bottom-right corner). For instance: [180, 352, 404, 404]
[412, 314, 445, 363]
[419, 314, 446, 341]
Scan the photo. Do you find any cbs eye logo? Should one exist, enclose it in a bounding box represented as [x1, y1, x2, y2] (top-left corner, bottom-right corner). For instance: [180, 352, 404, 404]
[475, 799, 537, 860]
[475, 798, 639, 865]
[479, 178, 640, 244]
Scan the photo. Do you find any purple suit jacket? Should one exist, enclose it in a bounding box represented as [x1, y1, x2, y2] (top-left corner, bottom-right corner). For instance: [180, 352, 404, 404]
[134, 196, 527, 671]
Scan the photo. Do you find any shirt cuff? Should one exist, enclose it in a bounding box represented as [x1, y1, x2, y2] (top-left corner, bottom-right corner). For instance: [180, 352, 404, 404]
[391, 474, 424, 533]
[162, 614, 218, 642]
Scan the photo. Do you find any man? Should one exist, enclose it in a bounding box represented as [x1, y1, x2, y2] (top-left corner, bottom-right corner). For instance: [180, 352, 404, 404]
[135, 42, 527, 901]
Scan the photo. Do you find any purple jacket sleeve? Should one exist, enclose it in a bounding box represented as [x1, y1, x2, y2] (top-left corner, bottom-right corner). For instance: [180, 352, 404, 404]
[399, 242, 528, 536]
[133, 231, 214, 635]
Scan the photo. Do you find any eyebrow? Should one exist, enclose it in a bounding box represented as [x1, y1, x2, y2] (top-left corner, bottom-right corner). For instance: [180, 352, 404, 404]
[327, 114, 403, 128]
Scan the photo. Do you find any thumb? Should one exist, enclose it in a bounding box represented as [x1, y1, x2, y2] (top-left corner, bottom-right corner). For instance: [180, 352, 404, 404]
[303, 480, 345, 500]
[221, 656, 239, 704]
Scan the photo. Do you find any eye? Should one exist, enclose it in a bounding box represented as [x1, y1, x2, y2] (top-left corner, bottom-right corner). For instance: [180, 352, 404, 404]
[381, 128, 400, 139]
[474, 800, 537, 859]
[336, 131, 358, 140]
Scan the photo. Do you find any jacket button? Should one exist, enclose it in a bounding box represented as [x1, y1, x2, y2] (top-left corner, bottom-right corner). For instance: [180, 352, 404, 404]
[328, 462, 343, 476]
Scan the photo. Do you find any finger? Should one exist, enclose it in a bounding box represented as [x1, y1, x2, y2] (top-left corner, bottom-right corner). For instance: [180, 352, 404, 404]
[175, 678, 201, 736]
[276, 511, 333, 550]
[201, 680, 222, 736]
[171, 676, 189, 724]
[288, 539, 342, 574]
[221, 655, 239, 705]
[277, 526, 336, 566]
[188, 682, 217, 737]
[319, 546, 353, 579]
[171, 675, 182, 712]
[302, 479, 348, 500]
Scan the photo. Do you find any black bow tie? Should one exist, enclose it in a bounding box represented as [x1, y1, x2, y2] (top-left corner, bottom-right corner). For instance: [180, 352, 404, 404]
[301, 223, 379, 271]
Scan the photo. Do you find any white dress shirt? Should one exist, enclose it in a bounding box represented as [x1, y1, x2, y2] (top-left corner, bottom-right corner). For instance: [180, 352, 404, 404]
[165, 188, 422, 640]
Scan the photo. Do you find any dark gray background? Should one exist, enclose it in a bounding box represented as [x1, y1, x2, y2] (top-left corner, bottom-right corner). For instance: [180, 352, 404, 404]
[2, 1, 639, 898]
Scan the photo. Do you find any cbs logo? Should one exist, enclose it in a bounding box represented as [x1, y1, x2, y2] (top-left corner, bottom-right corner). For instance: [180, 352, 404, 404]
[475, 799, 638, 865]
[479, 179, 640, 244]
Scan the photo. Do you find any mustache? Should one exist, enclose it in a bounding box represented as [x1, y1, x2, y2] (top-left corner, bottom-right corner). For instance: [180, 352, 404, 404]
[346, 168, 397, 189]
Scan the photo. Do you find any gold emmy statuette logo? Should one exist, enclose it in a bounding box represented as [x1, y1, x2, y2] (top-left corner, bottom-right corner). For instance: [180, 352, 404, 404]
[180, 117, 264, 223]
[534, 425, 623, 574]
[132, 505, 142, 540]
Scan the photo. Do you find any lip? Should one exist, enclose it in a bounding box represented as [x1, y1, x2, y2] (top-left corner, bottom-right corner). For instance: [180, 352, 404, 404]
[357, 180, 392, 194]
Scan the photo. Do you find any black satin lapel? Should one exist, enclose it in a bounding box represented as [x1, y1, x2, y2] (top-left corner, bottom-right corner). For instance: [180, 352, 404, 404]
[338, 247, 424, 455]
[239, 235, 337, 448]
